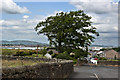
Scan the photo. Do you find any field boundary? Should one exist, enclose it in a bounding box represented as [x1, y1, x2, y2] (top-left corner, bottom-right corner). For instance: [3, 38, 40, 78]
[2, 55, 74, 78]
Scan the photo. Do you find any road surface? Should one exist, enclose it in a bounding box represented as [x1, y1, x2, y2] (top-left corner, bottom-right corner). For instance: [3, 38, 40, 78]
[69, 65, 119, 79]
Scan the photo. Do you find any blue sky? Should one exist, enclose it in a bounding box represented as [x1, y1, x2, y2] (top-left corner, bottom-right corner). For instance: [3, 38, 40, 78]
[0, 0, 119, 47]
[2, 2, 76, 20]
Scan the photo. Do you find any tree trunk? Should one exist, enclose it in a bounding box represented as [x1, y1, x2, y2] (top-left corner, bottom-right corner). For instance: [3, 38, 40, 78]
[58, 41, 62, 53]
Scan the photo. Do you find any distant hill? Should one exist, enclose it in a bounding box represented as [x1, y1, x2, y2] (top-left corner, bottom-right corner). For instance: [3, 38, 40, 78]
[0, 40, 49, 47]
[90, 45, 113, 47]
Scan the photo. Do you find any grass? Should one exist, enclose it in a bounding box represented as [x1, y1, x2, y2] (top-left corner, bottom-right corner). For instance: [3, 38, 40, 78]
[0, 49, 17, 55]
[1, 49, 46, 58]
[2, 59, 44, 68]
[107, 59, 120, 61]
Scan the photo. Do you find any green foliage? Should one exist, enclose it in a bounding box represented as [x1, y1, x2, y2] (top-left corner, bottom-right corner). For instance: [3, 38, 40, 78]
[35, 10, 99, 53]
[112, 47, 120, 52]
[73, 49, 88, 59]
[40, 48, 47, 56]
[100, 48, 110, 51]
[56, 51, 72, 60]
[94, 56, 107, 60]
[99, 57, 107, 60]
[100, 48, 106, 51]
[2, 49, 48, 58]
[2, 49, 40, 56]
[93, 56, 99, 58]
[2, 49, 17, 55]
[48, 50, 53, 55]
[114, 55, 117, 60]
[32, 54, 45, 58]
[117, 59, 120, 61]
[29, 50, 37, 55]
[51, 53, 57, 58]
[3, 59, 44, 68]
[14, 50, 32, 56]
[73, 59, 77, 64]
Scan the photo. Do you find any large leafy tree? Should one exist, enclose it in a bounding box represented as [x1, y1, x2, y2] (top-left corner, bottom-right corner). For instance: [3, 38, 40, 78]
[35, 10, 99, 53]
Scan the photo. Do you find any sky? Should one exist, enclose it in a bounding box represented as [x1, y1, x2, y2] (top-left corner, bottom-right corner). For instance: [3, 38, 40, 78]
[0, 0, 119, 47]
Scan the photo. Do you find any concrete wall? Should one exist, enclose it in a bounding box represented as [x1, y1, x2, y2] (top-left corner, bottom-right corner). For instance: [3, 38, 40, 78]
[2, 56, 74, 79]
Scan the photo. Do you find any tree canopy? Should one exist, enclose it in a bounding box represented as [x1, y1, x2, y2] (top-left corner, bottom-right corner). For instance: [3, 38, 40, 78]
[35, 10, 99, 53]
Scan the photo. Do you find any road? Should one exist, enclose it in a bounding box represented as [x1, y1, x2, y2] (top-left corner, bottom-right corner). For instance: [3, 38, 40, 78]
[69, 65, 119, 80]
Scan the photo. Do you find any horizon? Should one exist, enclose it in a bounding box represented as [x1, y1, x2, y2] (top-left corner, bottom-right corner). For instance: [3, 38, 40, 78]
[0, 0, 119, 47]
[1, 39, 117, 47]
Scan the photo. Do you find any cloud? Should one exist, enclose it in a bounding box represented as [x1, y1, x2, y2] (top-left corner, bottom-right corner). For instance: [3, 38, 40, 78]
[1, 10, 62, 42]
[70, 0, 118, 14]
[69, 0, 118, 46]
[23, 15, 29, 22]
[1, 11, 61, 30]
[70, 0, 113, 2]
[1, 6, 118, 46]
[23, 15, 29, 19]
[0, 0, 30, 14]
[69, 0, 118, 32]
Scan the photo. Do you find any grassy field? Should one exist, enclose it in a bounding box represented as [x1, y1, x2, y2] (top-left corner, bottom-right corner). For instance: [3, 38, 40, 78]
[1, 49, 46, 58]
[2, 59, 44, 68]
[1, 49, 33, 55]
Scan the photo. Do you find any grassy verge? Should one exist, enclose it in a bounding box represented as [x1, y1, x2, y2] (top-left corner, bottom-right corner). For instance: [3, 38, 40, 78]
[98, 59, 120, 61]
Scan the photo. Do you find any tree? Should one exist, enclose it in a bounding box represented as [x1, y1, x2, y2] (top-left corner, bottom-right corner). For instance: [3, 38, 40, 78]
[48, 50, 53, 55]
[73, 49, 88, 59]
[40, 48, 47, 56]
[35, 10, 99, 53]
[112, 47, 120, 52]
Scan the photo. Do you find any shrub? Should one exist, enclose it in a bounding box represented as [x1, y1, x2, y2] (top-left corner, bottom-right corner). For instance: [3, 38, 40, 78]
[56, 51, 72, 60]
[114, 55, 117, 60]
[48, 50, 53, 55]
[14, 50, 32, 56]
[73, 59, 77, 64]
[51, 53, 57, 58]
[2, 49, 17, 55]
[40, 49, 47, 56]
[99, 57, 107, 60]
[14, 51, 26, 56]
[73, 49, 88, 59]
[29, 50, 35, 55]
[32, 54, 44, 58]
[2, 49, 45, 57]
[93, 56, 99, 58]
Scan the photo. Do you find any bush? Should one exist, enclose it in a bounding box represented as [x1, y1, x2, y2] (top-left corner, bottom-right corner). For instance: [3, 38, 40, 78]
[99, 57, 107, 60]
[56, 51, 72, 60]
[14, 51, 27, 56]
[73, 49, 88, 59]
[48, 50, 53, 55]
[51, 53, 57, 58]
[93, 56, 99, 58]
[29, 50, 36, 55]
[13, 50, 33, 56]
[32, 54, 45, 58]
[114, 55, 117, 60]
[73, 59, 77, 64]
[2, 49, 45, 57]
[2, 49, 17, 55]
[40, 49, 47, 56]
